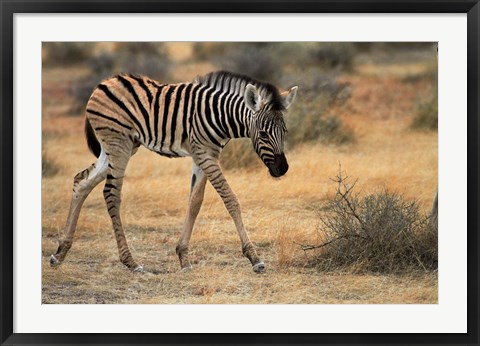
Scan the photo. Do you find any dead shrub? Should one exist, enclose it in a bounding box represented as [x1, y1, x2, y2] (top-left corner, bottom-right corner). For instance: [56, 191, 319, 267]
[401, 64, 437, 84]
[300, 169, 438, 274]
[42, 151, 59, 177]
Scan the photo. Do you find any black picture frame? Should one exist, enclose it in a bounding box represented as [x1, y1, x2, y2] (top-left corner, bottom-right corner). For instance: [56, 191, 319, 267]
[1, 1, 478, 345]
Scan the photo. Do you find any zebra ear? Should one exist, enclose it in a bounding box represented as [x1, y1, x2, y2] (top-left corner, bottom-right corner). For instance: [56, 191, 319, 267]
[244, 84, 262, 112]
[281, 86, 298, 110]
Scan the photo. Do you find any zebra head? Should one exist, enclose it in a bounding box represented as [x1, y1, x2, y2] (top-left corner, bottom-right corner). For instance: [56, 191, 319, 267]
[244, 83, 298, 178]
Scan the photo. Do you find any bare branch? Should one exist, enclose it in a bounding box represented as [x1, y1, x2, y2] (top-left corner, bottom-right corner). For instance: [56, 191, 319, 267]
[295, 234, 367, 251]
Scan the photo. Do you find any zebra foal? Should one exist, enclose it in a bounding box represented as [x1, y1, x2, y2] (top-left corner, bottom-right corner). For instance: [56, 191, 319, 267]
[50, 71, 298, 273]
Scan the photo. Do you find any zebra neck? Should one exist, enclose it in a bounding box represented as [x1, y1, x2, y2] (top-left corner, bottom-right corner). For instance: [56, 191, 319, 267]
[226, 96, 251, 139]
[198, 88, 251, 141]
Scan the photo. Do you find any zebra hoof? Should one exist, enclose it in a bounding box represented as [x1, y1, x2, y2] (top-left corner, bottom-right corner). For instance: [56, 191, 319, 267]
[50, 254, 60, 267]
[132, 265, 144, 273]
[252, 262, 265, 273]
[180, 265, 193, 273]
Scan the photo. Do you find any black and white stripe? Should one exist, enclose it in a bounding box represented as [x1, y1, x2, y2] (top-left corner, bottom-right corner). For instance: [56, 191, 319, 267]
[52, 70, 297, 272]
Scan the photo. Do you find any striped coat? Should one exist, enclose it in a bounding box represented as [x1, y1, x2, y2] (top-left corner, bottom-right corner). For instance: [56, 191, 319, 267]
[51, 71, 298, 273]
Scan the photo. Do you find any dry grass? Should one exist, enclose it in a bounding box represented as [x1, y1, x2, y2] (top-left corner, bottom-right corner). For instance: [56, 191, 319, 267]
[42, 48, 438, 304]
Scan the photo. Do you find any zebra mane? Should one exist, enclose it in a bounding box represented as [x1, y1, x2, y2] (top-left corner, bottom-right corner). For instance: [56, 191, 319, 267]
[194, 71, 286, 111]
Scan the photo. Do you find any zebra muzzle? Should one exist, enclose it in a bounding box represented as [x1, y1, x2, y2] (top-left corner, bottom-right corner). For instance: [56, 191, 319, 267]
[268, 154, 289, 177]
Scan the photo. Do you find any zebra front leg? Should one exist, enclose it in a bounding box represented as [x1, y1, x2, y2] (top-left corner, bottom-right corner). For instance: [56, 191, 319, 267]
[195, 156, 265, 273]
[50, 150, 108, 267]
[103, 143, 143, 272]
[176, 164, 207, 271]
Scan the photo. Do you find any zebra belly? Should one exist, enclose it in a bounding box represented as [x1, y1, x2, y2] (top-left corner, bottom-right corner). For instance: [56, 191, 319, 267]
[146, 139, 191, 158]
[154, 148, 191, 158]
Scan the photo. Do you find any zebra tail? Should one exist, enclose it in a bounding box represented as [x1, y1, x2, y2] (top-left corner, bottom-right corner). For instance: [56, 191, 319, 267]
[84, 117, 101, 158]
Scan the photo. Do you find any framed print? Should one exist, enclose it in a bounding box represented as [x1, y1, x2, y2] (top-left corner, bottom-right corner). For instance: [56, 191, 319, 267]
[1, 1, 479, 345]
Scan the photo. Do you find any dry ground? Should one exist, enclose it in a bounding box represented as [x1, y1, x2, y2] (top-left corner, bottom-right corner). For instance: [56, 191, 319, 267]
[42, 54, 438, 304]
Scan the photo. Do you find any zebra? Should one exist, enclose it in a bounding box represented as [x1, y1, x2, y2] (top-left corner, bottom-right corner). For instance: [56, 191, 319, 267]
[50, 70, 298, 273]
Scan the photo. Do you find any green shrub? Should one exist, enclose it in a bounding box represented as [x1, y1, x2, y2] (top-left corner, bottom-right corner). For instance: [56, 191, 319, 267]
[287, 106, 353, 148]
[192, 42, 358, 77]
[193, 42, 308, 84]
[300, 170, 437, 274]
[43, 42, 92, 66]
[191, 42, 230, 61]
[69, 43, 171, 114]
[309, 43, 356, 72]
[114, 43, 171, 79]
[220, 139, 262, 171]
[219, 43, 282, 83]
[70, 53, 115, 113]
[286, 77, 353, 148]
[411, 93, 438, 131]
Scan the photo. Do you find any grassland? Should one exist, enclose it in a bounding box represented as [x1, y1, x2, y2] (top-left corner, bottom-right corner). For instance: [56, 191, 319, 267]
[42, 44, 438, 304]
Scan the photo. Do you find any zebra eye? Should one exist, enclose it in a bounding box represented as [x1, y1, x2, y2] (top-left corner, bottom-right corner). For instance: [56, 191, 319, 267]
[258, 130, 269, 139]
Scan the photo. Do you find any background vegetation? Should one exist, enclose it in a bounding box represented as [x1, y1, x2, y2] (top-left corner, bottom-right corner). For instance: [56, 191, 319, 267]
[42, 42, 438, 304]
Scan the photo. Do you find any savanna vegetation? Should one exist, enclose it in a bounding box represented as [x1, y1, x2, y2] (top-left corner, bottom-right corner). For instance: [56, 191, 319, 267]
[42, 42, 438, 304]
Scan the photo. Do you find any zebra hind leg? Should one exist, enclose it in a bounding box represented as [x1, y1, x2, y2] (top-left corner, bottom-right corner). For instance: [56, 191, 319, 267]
[50, 150, 108, 267]
[102, 141, 143, 272]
